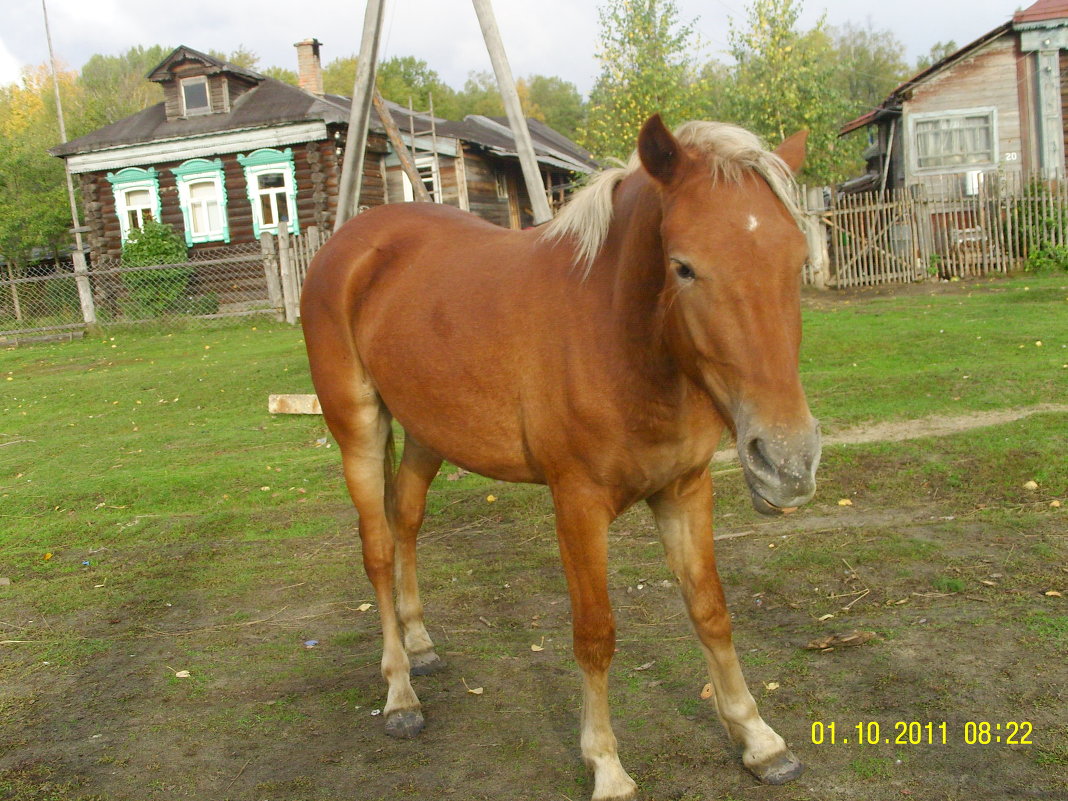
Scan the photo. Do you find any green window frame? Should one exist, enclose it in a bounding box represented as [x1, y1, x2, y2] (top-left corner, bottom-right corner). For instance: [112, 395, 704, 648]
[106, 167, 162, 244]
[237, 148, 299, 237]
[172, 158, 230, 245]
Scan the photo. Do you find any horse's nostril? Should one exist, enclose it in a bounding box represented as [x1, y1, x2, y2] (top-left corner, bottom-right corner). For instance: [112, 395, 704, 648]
[745, 437, 776, 479]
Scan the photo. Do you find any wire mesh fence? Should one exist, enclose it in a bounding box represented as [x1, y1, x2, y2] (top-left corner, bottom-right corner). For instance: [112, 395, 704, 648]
[0, 234, 321, 342]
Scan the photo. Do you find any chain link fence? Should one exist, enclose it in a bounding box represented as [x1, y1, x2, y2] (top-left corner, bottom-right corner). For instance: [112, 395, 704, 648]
[0, 235, 317, 343]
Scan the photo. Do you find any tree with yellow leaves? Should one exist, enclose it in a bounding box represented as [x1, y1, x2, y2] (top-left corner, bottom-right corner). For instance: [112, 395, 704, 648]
[583, 0, 705, 162]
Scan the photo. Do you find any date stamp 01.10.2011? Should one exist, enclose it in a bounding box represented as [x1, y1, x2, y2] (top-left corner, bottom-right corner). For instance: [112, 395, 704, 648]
[810, 720, 1034, 747]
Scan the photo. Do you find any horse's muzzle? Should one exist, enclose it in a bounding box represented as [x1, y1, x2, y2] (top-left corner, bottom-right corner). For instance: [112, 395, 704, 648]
[737, 418, 821, 516]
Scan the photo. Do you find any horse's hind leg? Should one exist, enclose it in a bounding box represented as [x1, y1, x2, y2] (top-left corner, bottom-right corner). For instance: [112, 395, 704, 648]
[393, 435, 444, 675]
[648, 469, 803, 785]
[334, 398, 424, 739]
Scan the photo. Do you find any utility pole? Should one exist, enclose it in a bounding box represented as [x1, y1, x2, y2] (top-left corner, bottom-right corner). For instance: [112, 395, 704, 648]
[42, 0, 96, 325]
[470, 0, 553, 224]
[334, 0, 386, 231]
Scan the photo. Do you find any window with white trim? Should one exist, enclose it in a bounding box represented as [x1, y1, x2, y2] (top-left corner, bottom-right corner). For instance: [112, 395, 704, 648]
[237, 148, 299, 237]
[106, 167, 162, 243]
[913, 109, 997, 171]
[180, 76, 211, 116]
[401, 157, 441, 202]
[255, 171, 291, 225]
[172, 158, 229, 245]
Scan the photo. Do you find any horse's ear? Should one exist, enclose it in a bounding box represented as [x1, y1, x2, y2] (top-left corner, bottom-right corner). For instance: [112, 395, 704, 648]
[638, 114, 681, 185]
[775, 130, 808, 175]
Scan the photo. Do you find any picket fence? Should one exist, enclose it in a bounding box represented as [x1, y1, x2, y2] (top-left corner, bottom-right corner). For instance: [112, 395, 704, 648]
[801, 171, 1067, 288]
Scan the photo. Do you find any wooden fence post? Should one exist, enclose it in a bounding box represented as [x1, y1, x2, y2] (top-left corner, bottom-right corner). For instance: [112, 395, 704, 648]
[277, 229, 299, 324]
[260, 233, 284, 321]
[803, 187, 829, 289]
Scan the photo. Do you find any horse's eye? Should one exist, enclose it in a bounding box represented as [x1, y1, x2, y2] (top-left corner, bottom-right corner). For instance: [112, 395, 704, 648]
[674, 261, 696, 281]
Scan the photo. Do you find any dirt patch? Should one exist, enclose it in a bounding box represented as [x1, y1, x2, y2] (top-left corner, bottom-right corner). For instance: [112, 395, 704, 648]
[800, 274, 1033, 310]
[3, 415, 1067, 801]
[714, 403, 1068, 462]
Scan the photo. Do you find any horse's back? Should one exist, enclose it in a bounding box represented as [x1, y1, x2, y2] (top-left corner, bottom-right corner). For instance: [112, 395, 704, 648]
[301, 204, 559, 481]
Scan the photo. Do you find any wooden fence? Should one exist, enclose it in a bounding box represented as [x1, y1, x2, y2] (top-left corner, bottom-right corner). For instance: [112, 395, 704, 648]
[260, 225, 324, 323]
[801, 171, 1068, 288]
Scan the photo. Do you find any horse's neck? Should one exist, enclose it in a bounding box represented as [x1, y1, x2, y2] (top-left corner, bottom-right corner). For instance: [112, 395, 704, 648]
[591, 172, 682, 383]
[599, 173, 667, 324]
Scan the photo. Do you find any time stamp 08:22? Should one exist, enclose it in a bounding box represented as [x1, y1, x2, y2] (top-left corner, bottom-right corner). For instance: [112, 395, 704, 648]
[810, 720, 1034, 746]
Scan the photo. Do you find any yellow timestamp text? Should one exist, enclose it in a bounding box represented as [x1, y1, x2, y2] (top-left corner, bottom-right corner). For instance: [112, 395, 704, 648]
[810, 721, 1034, 746]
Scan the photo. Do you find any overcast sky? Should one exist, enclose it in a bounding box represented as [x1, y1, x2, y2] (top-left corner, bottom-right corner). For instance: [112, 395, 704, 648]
[1, 0, 1022, 97]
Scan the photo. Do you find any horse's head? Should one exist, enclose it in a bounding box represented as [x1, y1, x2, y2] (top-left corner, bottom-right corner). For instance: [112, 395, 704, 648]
[639, 114, 820, 515]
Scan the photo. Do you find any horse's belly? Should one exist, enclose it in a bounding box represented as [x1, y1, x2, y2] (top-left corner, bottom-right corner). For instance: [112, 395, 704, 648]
[369, 354, 543, 485]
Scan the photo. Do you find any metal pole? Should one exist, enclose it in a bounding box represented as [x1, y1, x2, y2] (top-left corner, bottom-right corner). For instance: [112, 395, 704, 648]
[334, 0, 386, 232]
[42, 0, 96, 324]
[470, 0, 553, 224]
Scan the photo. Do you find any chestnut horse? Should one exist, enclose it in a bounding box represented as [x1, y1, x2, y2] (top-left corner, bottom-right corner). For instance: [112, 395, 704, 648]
[300, 114, 821, 800]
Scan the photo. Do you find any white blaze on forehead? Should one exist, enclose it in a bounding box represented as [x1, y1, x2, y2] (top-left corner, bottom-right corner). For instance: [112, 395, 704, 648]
[747, 214, 760, 232]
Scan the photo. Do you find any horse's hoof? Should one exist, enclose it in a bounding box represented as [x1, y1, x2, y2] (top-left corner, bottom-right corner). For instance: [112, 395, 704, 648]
[747, 749, 803, 785]
[409, 650, 445, 676]
[384, 708, 425, 739]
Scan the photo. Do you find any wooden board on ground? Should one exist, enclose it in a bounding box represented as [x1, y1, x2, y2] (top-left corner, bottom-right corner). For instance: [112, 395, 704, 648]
[268, 394, 321, 414]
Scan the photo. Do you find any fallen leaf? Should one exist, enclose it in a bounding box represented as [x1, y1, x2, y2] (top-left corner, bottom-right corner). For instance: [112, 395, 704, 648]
[485, 494, 497, 503]
[1051, 500, 1062, 508]
[980, 580, 997, 587]
[1023, 480, 1039, 491]
[763, 681, 780, 691]
[530, 637, 545, 652]
[43, 552, 53, 560]
[804, 630, 877, 651]
[700, 682, 714, 700]
[357, 603, 372, 612]
[837, 498, 853, 507]
[1045, 590, 1063, 597]
[818, 613, 834, 621]
[633, 661, 655, 672]
[462, 677, 484, 695]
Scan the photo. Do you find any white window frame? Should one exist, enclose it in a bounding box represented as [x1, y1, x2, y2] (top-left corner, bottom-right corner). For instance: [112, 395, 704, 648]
[237, 148, 299, 237]
[172, 158, 229, 245]
[494, 171, 509, 200]
[909, 107, 998, 174]
[106, 167, 162, 244]
[180, 75, 211, 116]
[401, 156, 442, 202]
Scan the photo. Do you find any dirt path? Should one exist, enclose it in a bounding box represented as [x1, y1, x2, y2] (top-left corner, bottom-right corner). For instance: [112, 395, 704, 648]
[713, 403, 1068, 462]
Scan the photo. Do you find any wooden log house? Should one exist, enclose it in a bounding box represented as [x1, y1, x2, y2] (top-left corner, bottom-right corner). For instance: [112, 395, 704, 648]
[50, 41, 599, 284]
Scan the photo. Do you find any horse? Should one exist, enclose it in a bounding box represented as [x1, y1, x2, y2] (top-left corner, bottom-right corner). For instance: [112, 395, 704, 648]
[300, 113, 821, 800]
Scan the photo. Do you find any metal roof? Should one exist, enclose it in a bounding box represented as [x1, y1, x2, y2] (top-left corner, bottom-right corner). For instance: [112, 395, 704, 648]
[1013, 0, 1068, 25]
[51, 46, 599, 175]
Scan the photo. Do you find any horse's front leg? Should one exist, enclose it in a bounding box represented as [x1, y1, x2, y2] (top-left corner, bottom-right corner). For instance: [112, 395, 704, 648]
[553, 485, 638, 801]
[648, 469, 803, 785]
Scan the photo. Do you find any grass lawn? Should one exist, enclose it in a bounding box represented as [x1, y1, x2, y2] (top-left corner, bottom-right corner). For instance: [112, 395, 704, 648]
[1, 274, 1066, 800]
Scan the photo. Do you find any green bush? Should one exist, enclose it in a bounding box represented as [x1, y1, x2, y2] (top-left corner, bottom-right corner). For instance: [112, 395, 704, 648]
[1011, 181, 1068, 272]
[120, 221, 192, 318]
[1025, 243, 1068, 273]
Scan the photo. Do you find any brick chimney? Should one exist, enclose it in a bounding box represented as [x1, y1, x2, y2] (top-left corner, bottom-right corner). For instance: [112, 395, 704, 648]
[294, 38, 324, 96]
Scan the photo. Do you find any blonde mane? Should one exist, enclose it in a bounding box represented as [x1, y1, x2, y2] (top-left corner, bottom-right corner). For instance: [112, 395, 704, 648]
[542, 121, 804, 272]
